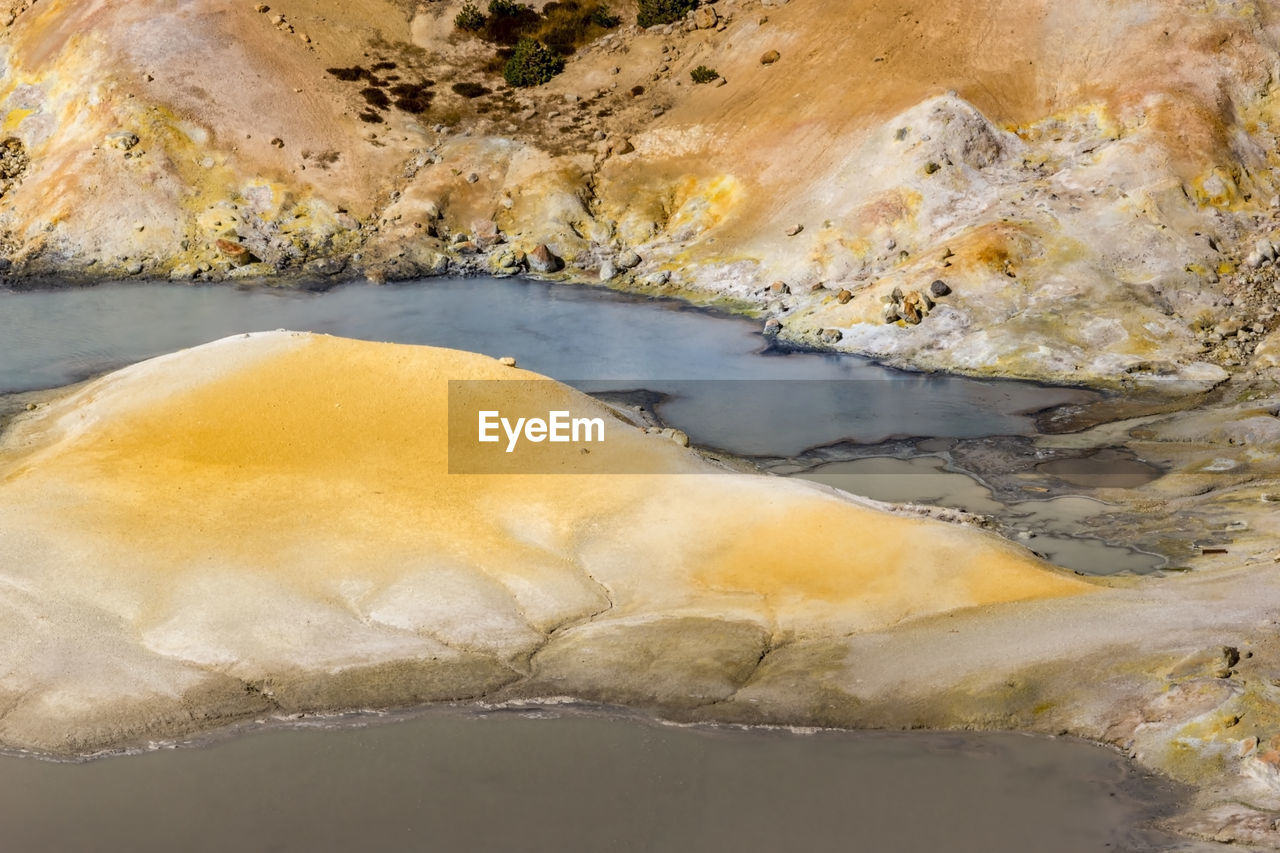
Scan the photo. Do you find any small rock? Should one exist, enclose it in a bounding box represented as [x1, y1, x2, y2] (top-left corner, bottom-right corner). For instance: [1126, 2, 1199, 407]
[471, 219, 502, 249]
[836, 289, 853, 304]
[890, 286, 904, 302]
[105, 131, 139, 151]
[169, 263, 199, 281]
[215, 239, 256, 267]
[617, 249, 641, 269]
[810, 282, 827, 292]
[498, 357, 517, 367]
[763, 318, 782, 336]
[466, 172, 480, 184]
[1217, 646, 1242, 678]
[599, 260, 619, 281]
[694, 6, 718, 28]
[270, 137, 284, 148]
[255, 4, 269, 12]
[125, 261, 144, 276]
[527, 243, 563, 273]
[820, 328, 843, 344]
[768, 280, 790, 295]
[929, 279, 952, 298]
[902, 290, 931, 320]
[760, 49, 781, 65]
[786, 224, 803, 237]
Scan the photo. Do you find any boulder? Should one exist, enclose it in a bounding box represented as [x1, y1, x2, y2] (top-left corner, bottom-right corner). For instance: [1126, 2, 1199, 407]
[760, 49, 781, 65]
[527, 243, 563, 274]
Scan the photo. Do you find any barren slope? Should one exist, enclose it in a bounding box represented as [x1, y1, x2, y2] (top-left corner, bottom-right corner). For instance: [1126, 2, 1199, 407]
[3, 0, 1280, 383]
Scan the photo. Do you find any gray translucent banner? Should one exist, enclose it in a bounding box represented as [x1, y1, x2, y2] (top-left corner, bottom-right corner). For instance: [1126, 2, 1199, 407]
[448, 378, 1104, 474]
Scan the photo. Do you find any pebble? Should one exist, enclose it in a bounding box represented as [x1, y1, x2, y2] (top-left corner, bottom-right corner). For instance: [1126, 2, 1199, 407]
[498, 357, 517, 367]
[929, 279, 952, 298]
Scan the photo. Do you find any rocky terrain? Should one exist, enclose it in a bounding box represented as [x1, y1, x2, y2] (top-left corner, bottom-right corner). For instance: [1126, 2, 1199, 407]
[6, 0, 1280, 847]
[4, 0, 1280, 384]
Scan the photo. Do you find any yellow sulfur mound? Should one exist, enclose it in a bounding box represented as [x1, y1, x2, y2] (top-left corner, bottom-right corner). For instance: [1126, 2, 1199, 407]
[0, 332, 1091, 753]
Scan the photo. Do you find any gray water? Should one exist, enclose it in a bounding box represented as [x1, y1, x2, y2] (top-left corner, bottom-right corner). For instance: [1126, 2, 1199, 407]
[0, 279, 1088, 455]
[0, 708, 1188, 853]
[0, 278, 1148, 574]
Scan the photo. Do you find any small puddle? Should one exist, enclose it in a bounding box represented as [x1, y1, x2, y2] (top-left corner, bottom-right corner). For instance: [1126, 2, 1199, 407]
[790, 456, 1164, 575]
[1037, 449, 1163, 489]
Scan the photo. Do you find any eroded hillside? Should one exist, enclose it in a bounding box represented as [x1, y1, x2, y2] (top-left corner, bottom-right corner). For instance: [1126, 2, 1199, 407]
[4, 0, 1280, 383]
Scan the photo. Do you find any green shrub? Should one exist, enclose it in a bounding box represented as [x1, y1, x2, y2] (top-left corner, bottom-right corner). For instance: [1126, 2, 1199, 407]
[690, 65, 719, 84]
[503, 38, 565, 87]
[636, 0, 696, 28]
[454, 2, 485, 30]
[590, 4, 621, 27]
[482, 0, 540, 43]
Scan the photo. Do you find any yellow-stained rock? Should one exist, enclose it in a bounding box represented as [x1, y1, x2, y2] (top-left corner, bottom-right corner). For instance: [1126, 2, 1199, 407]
[0, 331, 1091, 752]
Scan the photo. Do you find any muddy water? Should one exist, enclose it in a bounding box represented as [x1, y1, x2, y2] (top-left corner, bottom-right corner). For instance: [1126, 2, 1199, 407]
[0, 709, 1189, 853]
[791, 456, 1164, 574]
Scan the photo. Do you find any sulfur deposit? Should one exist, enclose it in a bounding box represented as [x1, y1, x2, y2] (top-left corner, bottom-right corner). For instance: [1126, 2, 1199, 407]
[0, 331, 1089, 755]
